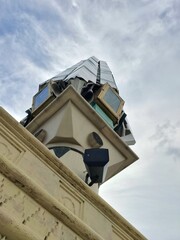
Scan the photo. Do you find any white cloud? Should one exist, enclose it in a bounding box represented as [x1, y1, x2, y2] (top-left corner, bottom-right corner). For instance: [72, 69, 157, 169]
[1, 0, 180, 239]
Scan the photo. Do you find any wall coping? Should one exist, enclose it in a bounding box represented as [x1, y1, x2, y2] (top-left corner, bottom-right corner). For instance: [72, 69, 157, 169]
[0, 107, 146, 240]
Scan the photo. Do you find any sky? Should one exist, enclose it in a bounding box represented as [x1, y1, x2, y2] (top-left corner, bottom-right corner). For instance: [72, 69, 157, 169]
[0, 0, 180, 239]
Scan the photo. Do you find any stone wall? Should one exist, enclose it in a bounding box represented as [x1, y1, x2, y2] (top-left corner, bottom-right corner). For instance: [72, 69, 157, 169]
[0, 107, 147, 240]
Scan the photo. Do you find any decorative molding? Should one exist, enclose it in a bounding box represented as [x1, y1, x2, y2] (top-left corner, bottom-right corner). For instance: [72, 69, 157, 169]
[0, 126, 25, 163]
[112, 225, 134, 240]
[0, 107, 146, 240]
[59, 178, 84, 218]
[0, 157, 104, 240]
[0, 172, 82, 240]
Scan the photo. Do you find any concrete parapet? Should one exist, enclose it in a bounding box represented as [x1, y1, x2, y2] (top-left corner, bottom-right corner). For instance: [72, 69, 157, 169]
[0, 107, 146, 240]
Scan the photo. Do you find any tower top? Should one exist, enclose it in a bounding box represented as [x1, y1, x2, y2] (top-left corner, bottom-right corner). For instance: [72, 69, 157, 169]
[22, 56, 136, 146]
[51, 56, 118, 89]
[20, 57, 137, 190]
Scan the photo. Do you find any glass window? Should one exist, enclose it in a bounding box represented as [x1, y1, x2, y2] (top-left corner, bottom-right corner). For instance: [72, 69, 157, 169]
[33, 85, 49, 109]
[103, 87, 121, 113]
[52, 147, 70, 158]
[50, 146, 82, 158]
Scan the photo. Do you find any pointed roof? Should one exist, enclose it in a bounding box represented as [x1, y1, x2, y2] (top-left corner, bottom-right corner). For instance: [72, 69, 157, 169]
[51, 56, 118, 89]
[34, 57, 136, 146]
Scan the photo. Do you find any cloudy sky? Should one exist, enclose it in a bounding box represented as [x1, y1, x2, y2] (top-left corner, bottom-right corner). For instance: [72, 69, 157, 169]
[0, 0, 180, 239]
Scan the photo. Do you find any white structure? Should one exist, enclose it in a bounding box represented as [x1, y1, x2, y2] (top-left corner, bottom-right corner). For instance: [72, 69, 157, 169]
[21, 57, 138, 192]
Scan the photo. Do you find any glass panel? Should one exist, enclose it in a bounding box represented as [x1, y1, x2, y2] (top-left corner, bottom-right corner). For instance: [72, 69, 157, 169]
[103, 87, 121, 113]
[52, 147, 70, 158]
[34, 85, 49, 109]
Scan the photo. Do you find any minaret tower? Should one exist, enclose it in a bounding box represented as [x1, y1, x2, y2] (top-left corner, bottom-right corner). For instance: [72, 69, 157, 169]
[21, 56, 138, 192]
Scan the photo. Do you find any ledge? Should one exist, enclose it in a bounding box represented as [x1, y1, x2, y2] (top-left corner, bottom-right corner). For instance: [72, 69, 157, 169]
[0, 107, 146, 240]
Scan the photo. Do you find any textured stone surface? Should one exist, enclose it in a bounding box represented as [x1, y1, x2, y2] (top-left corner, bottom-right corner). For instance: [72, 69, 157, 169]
[0, 107, 146, 240]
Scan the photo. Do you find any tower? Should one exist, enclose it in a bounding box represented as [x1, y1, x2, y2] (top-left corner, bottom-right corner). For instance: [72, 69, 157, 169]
[21, 56, 138, 192]
[0, 57, 147, 240]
